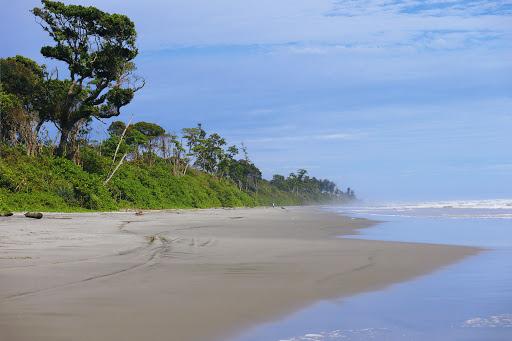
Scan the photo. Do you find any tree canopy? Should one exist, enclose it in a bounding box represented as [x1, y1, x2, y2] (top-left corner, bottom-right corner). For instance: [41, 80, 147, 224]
[31, 0, 143, 159]
[0, 56, 51, 154]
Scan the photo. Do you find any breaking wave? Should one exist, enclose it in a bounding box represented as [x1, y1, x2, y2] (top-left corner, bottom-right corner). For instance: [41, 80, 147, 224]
[279, 328, 392, 341]
[462, 314, 512, 328]
[333, 199, 512, 219]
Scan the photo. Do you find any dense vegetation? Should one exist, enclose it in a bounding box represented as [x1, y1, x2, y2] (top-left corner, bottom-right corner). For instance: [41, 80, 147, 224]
[0, 1, 355, 212]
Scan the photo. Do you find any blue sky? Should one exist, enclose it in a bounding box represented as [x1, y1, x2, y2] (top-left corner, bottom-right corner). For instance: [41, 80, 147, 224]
[1, 0, 511, 201]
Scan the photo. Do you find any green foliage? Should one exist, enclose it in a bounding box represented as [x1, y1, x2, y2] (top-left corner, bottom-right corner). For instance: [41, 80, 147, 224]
[0, 143, 344, 212]
[132, 122, 165, 139]
[106, 161, 255, 209]
[32, 0, 137, 80]
[0, 146, 258, 212]
[31, 0, 142, 158]
[270, 169, 343, 197]
[0, 56, 50, 150]
[229, 159, 262, 191]
[107, 121, 126, 136]
[80, 146, 110, 174]
[0, 56, 44, 100]
[0, 90, 23, 139]
[250, 180, 303, 206]
[0, 147, 117, 211]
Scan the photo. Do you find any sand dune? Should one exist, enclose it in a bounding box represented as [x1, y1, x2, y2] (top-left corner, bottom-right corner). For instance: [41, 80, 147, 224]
[0, 207, 478, 341]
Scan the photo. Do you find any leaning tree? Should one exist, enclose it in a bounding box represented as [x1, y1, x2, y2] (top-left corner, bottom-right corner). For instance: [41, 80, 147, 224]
[32, 0, 143, 159]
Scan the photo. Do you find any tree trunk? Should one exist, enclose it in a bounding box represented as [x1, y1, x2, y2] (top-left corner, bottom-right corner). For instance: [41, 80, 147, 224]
[56, 127, 70, 158]
[69, 123, 82, 164]
[56, 119, 84, 161]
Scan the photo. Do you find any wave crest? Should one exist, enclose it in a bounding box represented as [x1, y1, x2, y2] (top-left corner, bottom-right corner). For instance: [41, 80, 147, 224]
[462, 314, 512, 328]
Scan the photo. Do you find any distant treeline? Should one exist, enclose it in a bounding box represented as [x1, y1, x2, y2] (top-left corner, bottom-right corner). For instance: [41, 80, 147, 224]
[0, 1, 355, 211]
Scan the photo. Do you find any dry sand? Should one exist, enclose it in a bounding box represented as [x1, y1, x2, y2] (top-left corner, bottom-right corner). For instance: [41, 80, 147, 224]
[0, 207, 478, 341]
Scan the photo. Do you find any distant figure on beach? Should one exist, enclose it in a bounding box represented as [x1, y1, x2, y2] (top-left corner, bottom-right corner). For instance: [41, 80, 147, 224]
[272, 202, 276, 208]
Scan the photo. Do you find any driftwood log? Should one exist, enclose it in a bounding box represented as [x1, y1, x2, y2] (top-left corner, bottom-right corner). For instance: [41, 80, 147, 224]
[0, 212, 13, 217]
[25, 212, 43, 219]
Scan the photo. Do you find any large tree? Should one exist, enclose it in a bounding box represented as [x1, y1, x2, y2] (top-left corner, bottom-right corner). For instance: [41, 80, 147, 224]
[228, 159, 262, 191]
[32, 0, 143, 159]
[131, 121, 166, 163]
[0, 56, 50, 154]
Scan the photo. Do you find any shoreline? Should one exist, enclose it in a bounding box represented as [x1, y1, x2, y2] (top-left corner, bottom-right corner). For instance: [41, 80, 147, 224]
[0, 207, 479, 341]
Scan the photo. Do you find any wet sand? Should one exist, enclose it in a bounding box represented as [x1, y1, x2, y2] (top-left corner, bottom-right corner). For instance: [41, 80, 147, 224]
[0, 207, 478, 341]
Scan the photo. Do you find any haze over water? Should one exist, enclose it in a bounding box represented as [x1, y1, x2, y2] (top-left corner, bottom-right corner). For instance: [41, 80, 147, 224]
[234, 199, 512, 341]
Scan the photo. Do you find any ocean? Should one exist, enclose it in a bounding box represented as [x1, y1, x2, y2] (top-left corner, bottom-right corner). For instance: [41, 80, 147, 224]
[233, 199, 512, 341]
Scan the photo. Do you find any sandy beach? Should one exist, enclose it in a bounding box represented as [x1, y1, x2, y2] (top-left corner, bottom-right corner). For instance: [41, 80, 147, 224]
[0, 207, 478, 341]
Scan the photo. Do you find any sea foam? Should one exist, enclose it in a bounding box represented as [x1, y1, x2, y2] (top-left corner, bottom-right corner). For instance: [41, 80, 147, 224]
[279, 327, 391, 341]
[332, 199, 512, 219]
[462, 314, 512, 328]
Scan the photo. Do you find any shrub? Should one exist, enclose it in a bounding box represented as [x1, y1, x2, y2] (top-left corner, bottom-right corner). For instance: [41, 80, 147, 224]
[0, 145, 323, 212]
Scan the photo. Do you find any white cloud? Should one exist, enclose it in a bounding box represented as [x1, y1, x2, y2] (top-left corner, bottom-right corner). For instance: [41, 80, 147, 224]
[245, 132, 366, 144]
[9, 0, 505, 57]
[57, 0, 508, 52]
[328, 0, 512, 17]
